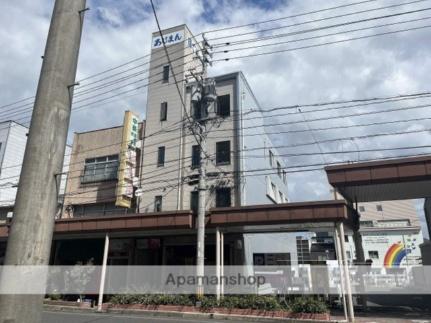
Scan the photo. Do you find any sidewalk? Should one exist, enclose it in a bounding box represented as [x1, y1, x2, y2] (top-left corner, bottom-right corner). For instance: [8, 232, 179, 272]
[331, 308, 431, 322]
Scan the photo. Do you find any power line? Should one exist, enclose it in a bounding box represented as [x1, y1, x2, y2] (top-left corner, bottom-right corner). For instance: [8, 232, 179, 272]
[209, 0, 431, 44]
[213, 24, 431, 62]
[203, 0, 379, 35]
[214, 16, 431, 55]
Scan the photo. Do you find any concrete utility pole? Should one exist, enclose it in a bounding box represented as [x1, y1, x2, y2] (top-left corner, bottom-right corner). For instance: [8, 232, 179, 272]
[0, 1, 86, 322]
[195, 35, 214, 297]
[196, 129, 207, 297]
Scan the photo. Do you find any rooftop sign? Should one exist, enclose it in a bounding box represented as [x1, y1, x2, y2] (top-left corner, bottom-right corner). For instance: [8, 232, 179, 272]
[152, 30, 184, 49]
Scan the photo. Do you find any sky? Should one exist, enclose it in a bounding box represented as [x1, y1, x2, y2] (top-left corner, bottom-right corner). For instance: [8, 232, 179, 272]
[1, 0, 431, 238]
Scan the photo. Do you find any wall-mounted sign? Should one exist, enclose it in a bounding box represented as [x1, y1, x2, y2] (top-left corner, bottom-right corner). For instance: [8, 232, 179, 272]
[152, 30, 184, 49]
[116, 111, 139, 208]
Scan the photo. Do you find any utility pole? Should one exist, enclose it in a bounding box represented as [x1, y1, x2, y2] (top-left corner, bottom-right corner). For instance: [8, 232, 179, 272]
[0, 1, 87, 322]
[195, 35, 214, 297]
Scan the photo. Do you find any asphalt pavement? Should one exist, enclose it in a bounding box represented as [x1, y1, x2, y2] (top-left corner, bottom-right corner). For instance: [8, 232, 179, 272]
[42, 311, 260, 323]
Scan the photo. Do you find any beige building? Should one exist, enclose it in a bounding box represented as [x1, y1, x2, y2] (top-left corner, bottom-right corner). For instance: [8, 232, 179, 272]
[139, 24, 288, 213]
[62, 123, 144, 218]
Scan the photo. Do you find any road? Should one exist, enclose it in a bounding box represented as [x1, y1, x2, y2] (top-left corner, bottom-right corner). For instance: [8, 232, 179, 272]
[43, 310, 431, 323]
[42, 311, 259, 323]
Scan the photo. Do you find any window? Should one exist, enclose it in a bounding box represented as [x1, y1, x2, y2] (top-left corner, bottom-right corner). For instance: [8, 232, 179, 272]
[376, 204, 383, 211]
[157, 146, 165, 167]
[192, 101, 208, 120]
[190, 191, 199, 214]
[344, 235, 349, 243]
[217, 94, 230, 117]
[154, 196, 163, 212]
[359, 206, 365, 212]
[216, 141, 230, 165]
[82, 155, 119, 183]
[282, 170, 287, 184]
[160, 102, 168, 121]
[269, 150, 274, 167]
[73, 202, 127, 217]
[216, 187, 231, 207]
[368, 251, 379, 259]
[162, 65, 169, 83]
[277, 161, 282, 178]
[191, 145, 200, 168]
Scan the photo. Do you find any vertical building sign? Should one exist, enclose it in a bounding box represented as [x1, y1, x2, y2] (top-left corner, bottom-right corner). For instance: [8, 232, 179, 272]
[116, 111, 139, 208]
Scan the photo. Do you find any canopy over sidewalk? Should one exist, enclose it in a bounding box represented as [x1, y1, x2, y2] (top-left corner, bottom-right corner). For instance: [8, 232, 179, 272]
[325, 155, 431, 203]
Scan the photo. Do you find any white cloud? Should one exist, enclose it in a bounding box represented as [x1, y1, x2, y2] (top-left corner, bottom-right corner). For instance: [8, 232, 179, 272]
[2, 0, 431, 216]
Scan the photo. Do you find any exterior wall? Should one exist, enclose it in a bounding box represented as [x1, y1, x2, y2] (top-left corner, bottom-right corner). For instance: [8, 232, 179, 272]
[62, 126, 123, 217]
[344, 200, 424, 266]
[60, 145, 72, 196]
[345, 228, 423, 266]
[423, 198, 431, 238]
[0, 121, 70, 219]
[244, 233, 301, 266]
[239, 73, 288, 205]
[0, 122, 27, 207]
[139, 25, 201, 212]
[358, 200, 421, 227]
[179, 76, 237, 211]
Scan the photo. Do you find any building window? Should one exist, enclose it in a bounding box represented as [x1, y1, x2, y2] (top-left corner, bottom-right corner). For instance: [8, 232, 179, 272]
[277, 161, 282, 178]
[190, 191, 199, 214]
[269, 150, 274, 167]
[282, 170, 287, 184]
[217, 94, 230, 117]
[82, 155, 119, 183]
[344, 235, 349, 243]
[216, 187, 231, 207]
[160, 102, 168, 121]
[376, 204, 383, 211]
[157, 146, 165, 167]
[191, 145, 200, 168]
[359, 206, 365, 212]
[368, 251, 379, 259]
[216, 141, 230, 165]
[162, 65, 169, 83]
[73, 202, 127, 217]
[154, 196, 163, 212]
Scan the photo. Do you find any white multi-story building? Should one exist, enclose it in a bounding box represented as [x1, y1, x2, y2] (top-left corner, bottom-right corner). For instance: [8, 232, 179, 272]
[0, 120, 71, 221]
[139, 25, 288, 213]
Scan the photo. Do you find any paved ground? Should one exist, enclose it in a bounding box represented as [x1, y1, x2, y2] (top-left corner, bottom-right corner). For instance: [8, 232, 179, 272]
[332, 310, 431, 323]
[42, 311, 260, 323]
[43, 309, 431, 323]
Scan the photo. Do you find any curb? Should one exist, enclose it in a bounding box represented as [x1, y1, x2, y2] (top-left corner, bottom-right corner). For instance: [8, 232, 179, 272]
[43, 304, 342, 323]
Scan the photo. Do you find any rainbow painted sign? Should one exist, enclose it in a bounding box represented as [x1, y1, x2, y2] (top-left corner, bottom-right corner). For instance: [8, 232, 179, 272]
[383, 243, 410, 268]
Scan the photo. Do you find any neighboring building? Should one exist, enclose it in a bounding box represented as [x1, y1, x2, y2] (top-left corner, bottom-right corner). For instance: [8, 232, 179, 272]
[0, 120, 70, 222]
[62, 122, 144, 218]
[345, 200, 423, 267]
[139, 24, 288, 214]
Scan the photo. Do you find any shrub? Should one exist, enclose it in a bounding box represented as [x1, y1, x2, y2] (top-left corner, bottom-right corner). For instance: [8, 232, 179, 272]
[109, 294, 326, 314]
[290, 297, 328, 314]
[47, 294, 62, 301]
